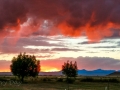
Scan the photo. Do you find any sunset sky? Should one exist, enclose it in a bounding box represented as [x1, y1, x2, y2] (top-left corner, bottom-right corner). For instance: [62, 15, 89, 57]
[1, 0, 120, 72]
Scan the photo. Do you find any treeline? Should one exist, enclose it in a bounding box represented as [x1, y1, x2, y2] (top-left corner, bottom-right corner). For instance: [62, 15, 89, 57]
[10, 52, 78, 82]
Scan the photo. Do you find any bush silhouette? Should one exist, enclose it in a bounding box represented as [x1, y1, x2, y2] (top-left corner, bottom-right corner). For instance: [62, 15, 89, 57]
[81, 77, 94, 82]
[62, 60, 78, 83]
[10, 52, 40, 82]
[65, 78, 75, 84]
[57, 78, 64, 82]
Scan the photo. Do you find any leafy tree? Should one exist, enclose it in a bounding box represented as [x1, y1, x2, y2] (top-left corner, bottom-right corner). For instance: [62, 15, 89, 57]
[62, 61, 78, 82]
[10, 52, 40, 82]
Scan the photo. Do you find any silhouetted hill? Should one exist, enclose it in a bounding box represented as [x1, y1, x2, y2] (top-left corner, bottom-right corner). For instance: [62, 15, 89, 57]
[107, 71, 120, 76]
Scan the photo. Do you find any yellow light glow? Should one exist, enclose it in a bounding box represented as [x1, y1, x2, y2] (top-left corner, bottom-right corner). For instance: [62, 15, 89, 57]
[41, 66, 60, 72]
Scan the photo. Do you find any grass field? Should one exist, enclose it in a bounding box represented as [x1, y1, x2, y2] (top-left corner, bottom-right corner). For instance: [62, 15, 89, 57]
[0, 76, 120, 90]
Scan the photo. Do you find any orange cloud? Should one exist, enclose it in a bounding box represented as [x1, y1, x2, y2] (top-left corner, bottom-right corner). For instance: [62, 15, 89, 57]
[0, 0, 120, 43]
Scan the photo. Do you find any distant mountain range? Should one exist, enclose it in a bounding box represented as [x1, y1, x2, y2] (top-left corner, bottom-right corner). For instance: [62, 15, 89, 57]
[0, 69, 120, 76]
[77, 69, 119, 76]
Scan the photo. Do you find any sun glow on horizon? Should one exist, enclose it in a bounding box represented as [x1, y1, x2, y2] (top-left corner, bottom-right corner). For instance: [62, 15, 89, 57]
[41, 67, 60, 72]
[0, 69, 10, 72]
[0, 67, 60, 72]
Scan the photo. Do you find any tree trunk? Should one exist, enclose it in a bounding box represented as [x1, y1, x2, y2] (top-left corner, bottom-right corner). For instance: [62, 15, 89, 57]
[21, 76, 24, 82]
[67, 76, 68, 82]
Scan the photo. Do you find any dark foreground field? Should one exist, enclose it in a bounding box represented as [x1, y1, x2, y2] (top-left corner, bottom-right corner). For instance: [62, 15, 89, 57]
[0, 76, 120, 90]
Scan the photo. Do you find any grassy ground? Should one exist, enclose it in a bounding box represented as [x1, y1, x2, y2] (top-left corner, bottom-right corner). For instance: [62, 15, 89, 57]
[0, 76, 120, 90]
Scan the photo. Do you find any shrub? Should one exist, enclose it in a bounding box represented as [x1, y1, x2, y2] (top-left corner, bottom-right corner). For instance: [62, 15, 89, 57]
[57, 78, 63, 82]
[42, 77, 51, 82]
[109, 78, 119, 83]
[0, 78, 8, 81]
[66, 78, 75, 84]
[80, 77, 119, 83]
[81, 77, 94, 82]
[10, 53, 40, 82]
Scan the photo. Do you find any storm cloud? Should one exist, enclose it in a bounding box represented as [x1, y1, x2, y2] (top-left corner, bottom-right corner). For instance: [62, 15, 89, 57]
[0, 0, 120, 41]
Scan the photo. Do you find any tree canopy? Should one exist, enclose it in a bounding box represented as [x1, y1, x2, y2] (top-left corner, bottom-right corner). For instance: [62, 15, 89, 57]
[10, 52, 40, 82]
[62, 60, 78, 79]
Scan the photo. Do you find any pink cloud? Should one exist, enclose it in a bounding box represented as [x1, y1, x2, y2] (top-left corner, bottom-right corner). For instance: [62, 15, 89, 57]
[1, 56, 120, 72]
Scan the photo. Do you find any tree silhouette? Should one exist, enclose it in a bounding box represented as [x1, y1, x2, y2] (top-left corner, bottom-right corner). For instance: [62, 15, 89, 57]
[62, 60, 78, 82]
[10, 52, 40, 82]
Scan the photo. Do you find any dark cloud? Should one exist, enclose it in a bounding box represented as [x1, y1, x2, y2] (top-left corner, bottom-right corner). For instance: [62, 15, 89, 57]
[0, 0, 27, 29]
[92, 46, 117, 48]
[0, 36, 64, 54]
[78, 38, 116, 45]
[78, 41, 99, 45]
[16, 37, 62, 47]
[76, 56, 120, 70]
[42, 56, 120, 70]
[0, 46, 24, 53]
[0, 0, 120, 41]
[48, 57, 120, 70]
[51, 48, 80, 52]
[36, 55, 52, 58]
